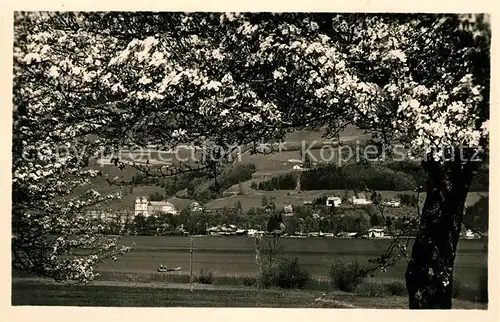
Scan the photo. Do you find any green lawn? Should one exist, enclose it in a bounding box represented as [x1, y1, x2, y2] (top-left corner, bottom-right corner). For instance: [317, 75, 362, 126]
[11, 281, 333, 307]
[11, 281, 486, 309]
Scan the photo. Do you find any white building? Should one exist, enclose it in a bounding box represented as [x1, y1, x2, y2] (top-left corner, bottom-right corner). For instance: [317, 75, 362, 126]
[351, 195, 373, 206]
[463, 229, 478, 239]
[190, 201, 203, 211]
[381, 200, 401, 207]
[337, 232, 358, 238]
[326, 196, 342, 207]
[368, 227, 385, 238]
[283, 204, 294, 213]
[86, 210, 133, 223]
[134, 196, 178, 217]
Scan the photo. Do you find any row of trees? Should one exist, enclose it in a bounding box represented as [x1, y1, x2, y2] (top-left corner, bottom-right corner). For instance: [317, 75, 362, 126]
[397, 193, 420, 207]
[385, 160, 489, 192]
[98, 202, 420, 236]
[255, 161, 489, 193]
[300, 163, 418, 191]
[160, 163, 257, 202]
[257, 173, 298, 191]
[88, 193, 489, 238]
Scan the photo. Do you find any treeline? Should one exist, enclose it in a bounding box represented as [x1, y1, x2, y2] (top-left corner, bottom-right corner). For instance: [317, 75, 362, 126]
[270, 210, 414, 235]
[469, 168, 489, 192]
[254, 161, 489, 192]
[149, 191, 164, 201]
[300, 163, 415, 191]
[97, 201, 443, 237]
[385, 161, 489, 192]
[397, 193, 419, 207]
[98, 193, 487, 237]
[463, 195, 488, 232]
[258, 173, 297, 190]
[102, 211, 415, 237]
[158, 163, 256, 202]
[117, 208, 272, 236]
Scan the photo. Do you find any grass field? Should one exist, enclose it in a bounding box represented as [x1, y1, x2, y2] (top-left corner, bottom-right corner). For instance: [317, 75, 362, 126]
[12, 281, 327, 307]
[11, 280, 487, 309]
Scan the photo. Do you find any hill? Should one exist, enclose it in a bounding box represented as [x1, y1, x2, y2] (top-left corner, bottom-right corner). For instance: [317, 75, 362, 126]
[81, 126, 488, 212]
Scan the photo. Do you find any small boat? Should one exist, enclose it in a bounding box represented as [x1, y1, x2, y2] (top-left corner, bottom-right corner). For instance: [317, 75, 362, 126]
[157, 266, 182, 272]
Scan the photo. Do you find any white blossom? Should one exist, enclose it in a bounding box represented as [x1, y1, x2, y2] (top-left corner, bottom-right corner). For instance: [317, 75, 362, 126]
[138, 75, 152, 85]
[48, 65, 60, 78]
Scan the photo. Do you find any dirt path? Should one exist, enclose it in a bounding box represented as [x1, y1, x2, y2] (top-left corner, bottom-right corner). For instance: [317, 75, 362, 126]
[314, 296, 359, 308]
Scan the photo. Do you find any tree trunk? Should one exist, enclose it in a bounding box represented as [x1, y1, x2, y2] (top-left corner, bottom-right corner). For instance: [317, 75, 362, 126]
[405, 157, 476, 309]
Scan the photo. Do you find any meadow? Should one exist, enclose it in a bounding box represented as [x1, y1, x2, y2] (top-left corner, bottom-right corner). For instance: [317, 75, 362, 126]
[11, 280, 487, 308]
[12, 281, 334, 307]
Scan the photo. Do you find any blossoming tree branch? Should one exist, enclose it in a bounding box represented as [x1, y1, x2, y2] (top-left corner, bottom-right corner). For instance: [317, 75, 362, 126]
[13, 12, 489, 308]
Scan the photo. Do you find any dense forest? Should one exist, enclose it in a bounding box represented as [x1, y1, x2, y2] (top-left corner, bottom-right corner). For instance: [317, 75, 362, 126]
[256, 162, 489, 192]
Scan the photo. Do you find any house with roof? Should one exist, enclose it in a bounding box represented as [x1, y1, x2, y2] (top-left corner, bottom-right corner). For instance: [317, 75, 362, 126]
[134, 196, 178, 217]
[85, 209, 134, 223]
[368, 227, 385, 238]
[283, 204, 294, 213]
[190, 201, 203, 211]
[326, 196, 342, 207]
[381, 200, 401, 207]
[351, 193, 373, 206]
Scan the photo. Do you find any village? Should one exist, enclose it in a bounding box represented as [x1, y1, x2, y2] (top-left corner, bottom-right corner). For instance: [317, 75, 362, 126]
[83, 191, 482, 240]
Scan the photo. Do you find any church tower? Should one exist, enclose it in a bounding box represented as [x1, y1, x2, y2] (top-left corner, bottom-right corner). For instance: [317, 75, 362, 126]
[134, 196, 149, 217]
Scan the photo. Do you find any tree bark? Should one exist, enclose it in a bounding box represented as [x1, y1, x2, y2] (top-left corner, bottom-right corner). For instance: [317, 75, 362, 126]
[405, 156, 476, 309]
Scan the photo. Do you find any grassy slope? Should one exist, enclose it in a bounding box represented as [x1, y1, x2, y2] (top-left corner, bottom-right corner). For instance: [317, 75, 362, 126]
[82, 126, 488, 211]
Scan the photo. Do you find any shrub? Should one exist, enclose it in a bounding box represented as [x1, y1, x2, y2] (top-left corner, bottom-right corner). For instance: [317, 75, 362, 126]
[385, 280, 407, 296]
[396, 193, 419, 207]
[300, 163, 417, 191]
[259, 173, 298, 191]
[452, 276, 462, 298]
[197, 269, 215, 284]
[149, 192, 164, 201]
[262, 258, 310, 289]
[354, 280, 407, 297]
[241, 276, 257, 287]
[329, 260, 365, 292]
[261, 267, 279, 288]
[276, 257, 311, 289]
[303, 277, 332, 292]
[356, 281, 385, 297]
